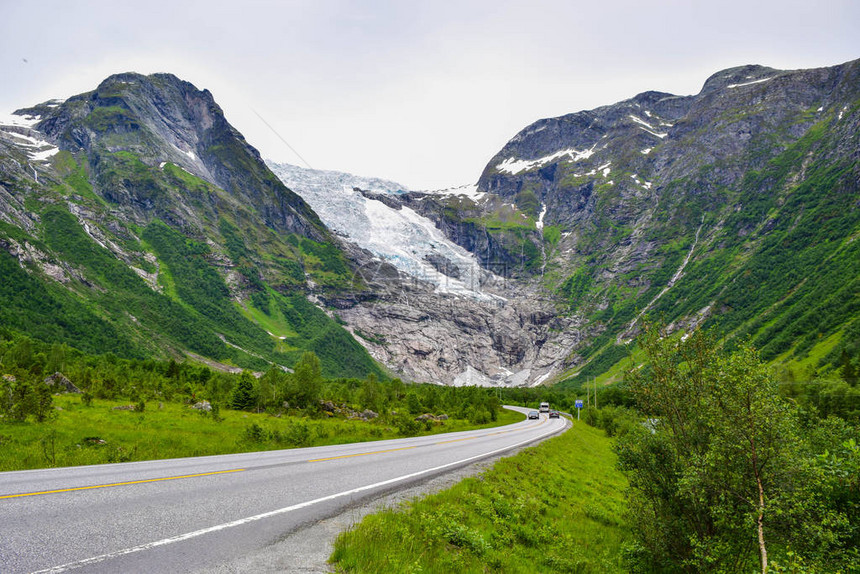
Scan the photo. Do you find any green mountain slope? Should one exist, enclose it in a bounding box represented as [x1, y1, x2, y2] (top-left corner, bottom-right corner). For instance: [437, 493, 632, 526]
[432, 59, 860, 384]
[0, 74, 380, 378]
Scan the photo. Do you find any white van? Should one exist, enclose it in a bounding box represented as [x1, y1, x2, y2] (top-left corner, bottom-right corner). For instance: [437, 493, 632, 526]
[539, 402, 550, 413]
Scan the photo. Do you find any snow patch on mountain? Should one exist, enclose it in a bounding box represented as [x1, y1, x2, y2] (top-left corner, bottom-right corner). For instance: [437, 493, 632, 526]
[423, 183, 486, 201]
[535, 203, 548, 231]
[628, 114, 668, 139]
[496, 145, 596, 175]
[0, 111, 42, 128]
[171, 143, 197, 161]
[1, 110, 60, 163]
[727, 77, 774, 89]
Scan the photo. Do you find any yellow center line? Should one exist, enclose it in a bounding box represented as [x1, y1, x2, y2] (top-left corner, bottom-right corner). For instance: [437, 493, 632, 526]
[0, 468, 246, 500]
[311, 415, 546, 462]
[5, 415, 557, 496]
[308, 445, 417, 463]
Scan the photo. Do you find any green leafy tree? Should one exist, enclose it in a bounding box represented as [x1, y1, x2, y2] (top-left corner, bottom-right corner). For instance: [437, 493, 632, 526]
[33, 380, 54, 423]
[286, 352, 321, 409]
[618, 326, 843, 573]
[46, 342, 68, 374]
[697, 344, 800, 573]
[166, 359, 180, 379]
[256, 366, 283, 411]
[3, 337, 33, 370]
[7, 377, 35, 422]
[388, 378, 406, 403]
[840, 349, 858, 387]
[0, 374, 53, 423]
[359, 373, 384, 413]
[406, 392, 424, 415]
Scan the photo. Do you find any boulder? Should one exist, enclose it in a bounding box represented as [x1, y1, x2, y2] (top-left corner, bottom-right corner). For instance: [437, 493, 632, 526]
[191, 400, 212, 411]
[321, 400, 337, 413]
[44, 372, 81, 393]
[415, 413, 448, 422]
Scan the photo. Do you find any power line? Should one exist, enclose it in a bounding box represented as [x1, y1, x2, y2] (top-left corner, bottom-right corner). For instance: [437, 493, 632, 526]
[251, 109, 313, 170]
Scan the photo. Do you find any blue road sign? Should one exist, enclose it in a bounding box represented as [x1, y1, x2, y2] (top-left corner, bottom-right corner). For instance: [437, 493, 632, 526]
[575, 400, 583, 409]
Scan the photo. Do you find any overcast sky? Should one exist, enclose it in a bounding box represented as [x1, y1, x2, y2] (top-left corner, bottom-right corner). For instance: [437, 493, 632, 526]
[1, 0, 858, 189]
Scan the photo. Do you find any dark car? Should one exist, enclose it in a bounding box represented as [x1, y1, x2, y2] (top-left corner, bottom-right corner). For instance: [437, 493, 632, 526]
[528, 411, 540, 420]
[549, 410, 560, 419]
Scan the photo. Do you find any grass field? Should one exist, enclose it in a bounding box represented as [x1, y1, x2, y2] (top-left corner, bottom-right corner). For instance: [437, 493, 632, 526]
[0, 396, 522, 472]
[330, 420, 630, 573]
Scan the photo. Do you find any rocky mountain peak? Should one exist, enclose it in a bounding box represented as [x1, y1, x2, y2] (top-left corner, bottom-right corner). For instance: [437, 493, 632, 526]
[21, 72, 327, 241]
[698, 64, 782, 94]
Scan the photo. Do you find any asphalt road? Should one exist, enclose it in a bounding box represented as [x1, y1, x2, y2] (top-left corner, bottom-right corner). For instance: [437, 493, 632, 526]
[0, 406, 569, 573]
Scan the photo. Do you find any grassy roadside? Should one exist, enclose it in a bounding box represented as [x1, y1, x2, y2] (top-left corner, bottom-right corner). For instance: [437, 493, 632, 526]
[0, 396, 522, 472]
[330, 420, 630, 573]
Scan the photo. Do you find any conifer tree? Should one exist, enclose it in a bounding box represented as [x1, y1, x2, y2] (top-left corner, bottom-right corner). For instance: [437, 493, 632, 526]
[230, 370, 257, 411]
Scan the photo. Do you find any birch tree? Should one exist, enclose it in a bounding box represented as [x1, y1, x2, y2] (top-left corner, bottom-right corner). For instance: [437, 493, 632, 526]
[618, 326, 809, 573]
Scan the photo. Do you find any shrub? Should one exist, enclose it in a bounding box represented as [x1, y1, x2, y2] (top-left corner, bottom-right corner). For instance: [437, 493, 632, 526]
[244, 422, 268, 443]
[394, 414, 421, 436]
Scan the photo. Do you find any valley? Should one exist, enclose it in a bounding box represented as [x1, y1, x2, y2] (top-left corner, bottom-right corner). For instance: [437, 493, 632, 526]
[0, 55, 858, 574]
[1, 62, 858, 389]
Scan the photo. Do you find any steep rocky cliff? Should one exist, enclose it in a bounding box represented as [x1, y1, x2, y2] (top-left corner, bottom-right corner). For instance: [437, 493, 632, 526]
[267, 163, 577, 386]
[25, 73, 327, 240]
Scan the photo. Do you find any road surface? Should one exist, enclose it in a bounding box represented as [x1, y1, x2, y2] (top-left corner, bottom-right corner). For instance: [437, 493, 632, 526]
[0, 406, 568, 573]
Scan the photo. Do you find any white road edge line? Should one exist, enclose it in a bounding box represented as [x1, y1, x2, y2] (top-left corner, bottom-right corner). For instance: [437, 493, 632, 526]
[34, 418, 569, 573]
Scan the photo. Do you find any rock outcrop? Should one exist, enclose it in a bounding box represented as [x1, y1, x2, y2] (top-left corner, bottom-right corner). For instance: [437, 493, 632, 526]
[29, 73, 328, 241]
[43, 372, 81, 393]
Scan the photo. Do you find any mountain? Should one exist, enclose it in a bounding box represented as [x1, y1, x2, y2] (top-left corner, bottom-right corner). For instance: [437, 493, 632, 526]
[447, 59, 860, 383]
[273, 59, 859, 387]
[0, 73, 381, 378]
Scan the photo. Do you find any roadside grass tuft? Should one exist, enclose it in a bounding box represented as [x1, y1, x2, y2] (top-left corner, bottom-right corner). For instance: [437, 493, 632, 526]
[330, 421, 629, 573]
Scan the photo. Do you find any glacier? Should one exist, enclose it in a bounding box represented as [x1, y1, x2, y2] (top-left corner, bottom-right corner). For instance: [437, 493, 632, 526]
[267, 161, 501, 302]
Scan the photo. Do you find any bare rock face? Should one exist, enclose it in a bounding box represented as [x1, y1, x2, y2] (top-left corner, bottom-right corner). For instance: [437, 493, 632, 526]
[415, 413, 448, 422]
[359, 409, 378, 421]
[334, 269, 582, 386]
